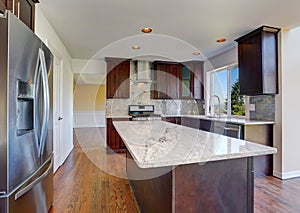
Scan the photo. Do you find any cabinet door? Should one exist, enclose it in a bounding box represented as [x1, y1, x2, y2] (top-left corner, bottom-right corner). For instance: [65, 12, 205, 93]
[106, 118, 127, 153]
[181, 117, 200, 129]
[199, 119, 212, 132]
[107, 125, 117, 150]
[167, 64, 179, 99]
[106, 64, 116, 99]
[105, 58, 130, 99]
[155, 63, 168, 99]
[163, 117, 181, 125]
[6, 0, 36, 31]
[152, 62, 179, 99]
[180, 63, 193, 99]
[238, 33, 262, 95]
[180, 61, 204, 100]
[193, 61, 204, 100]
[163, 117, 176, 124]
[18, 0, 35, 31]
[0, 0, 7, 13]
[236, 26, 279, 95]
[115, 60, 130, 98]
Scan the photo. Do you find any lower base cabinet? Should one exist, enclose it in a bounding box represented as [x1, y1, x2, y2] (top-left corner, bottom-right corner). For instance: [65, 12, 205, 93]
[106, 118, 130, 153]
[180, 117, 273, 177]
[162, 117, 181, 125]
[181, 117, 211, 131]
[127, 150, 254, 213]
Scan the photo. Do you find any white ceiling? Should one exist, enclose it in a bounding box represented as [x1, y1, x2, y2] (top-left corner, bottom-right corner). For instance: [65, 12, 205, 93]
[39, 0, 300, 60]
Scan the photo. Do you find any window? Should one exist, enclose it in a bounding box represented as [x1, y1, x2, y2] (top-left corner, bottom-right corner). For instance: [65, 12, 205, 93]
[208, 65, 245, 117]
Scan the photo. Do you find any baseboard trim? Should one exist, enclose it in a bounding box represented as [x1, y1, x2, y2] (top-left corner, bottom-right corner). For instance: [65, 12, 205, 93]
[273, 170, 300, 179]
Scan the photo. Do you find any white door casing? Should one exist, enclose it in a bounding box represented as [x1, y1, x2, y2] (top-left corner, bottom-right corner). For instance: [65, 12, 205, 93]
[52, 50, 63, 173]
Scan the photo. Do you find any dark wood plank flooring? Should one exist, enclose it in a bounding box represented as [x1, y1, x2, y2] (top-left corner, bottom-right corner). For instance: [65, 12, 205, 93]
[254, 176, 300, 212]
[49, 128, 300, 213]
[48, 129, 139, 213]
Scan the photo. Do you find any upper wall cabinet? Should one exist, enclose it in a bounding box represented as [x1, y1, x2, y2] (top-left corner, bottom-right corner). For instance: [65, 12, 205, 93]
[235, 26, 280, 96]
[18, 0, 38, 31]
[180, 61, 204, 99]
[0, 0, 7, 13]
[151, 61, 179, 99]
[151, 60, 204, 100]
[105, 57, 130, 99]
[0, 0, 38, 31]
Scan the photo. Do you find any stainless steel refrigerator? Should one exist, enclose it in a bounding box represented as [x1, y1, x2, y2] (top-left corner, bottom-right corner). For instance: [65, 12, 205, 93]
[0, 11, 53, 212]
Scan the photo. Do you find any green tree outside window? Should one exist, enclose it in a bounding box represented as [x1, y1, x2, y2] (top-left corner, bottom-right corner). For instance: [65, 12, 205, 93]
[225, 80, 245, 116]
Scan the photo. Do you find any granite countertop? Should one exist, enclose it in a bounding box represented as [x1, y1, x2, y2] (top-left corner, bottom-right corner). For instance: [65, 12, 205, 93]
[113, 120, 277, 169]
[162, 114, 275, 125]
[106, 114, 274, 125]
[106, 115, 132, 118]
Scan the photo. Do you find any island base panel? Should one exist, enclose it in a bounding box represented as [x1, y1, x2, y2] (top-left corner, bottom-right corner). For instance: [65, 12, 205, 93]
[127, 150, 254, 213]
[175, 157, 254, 213]
[126, 150, 172, 213]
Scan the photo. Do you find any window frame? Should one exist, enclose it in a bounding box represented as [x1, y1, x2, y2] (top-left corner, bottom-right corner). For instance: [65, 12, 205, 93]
[206, 63, 244, 118]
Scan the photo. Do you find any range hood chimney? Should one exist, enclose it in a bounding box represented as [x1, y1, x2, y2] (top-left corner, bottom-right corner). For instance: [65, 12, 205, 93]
[134, 60, 152, 83]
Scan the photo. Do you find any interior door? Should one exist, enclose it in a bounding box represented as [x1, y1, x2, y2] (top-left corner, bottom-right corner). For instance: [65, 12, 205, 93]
[52, 54, 63, 172]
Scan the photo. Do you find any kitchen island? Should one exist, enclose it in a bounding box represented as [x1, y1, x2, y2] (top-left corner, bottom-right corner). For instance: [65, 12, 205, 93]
[113, 121, 276, 213]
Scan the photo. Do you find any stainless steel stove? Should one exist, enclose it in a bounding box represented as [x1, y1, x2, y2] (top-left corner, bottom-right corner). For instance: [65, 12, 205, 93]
[128, 105, 161, 121]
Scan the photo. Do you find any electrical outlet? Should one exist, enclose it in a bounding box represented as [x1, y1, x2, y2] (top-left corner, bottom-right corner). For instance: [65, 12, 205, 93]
[249, 104, 255, 111]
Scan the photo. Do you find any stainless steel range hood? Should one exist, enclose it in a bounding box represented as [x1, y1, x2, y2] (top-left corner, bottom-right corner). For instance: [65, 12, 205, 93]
[133, 60, 152, 83]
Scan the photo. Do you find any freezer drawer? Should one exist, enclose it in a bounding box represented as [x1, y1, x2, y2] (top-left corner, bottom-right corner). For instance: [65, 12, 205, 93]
[0, 157, 53, 213]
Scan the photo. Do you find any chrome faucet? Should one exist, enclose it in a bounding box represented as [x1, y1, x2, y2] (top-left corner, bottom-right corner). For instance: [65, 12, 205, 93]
[209, 95, 221, 118]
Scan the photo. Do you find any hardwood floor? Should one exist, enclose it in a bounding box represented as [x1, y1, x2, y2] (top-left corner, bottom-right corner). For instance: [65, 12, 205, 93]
[254, 176, 300, 212]
[49, 128, 300, 213]
[48, 128, 139, 213]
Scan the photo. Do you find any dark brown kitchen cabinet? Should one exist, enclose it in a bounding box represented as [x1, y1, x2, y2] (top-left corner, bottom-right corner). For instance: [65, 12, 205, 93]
[162, 117, 181, 125]
[151, 60, 204, 100]
[181, 117, 201, 129]
[180, 61, 204, 99]
[0, 0, 6, 13]
[106, 118, 130, 153]
[235, 26, 280, 95]
[18, 0, 37, 31]
[181, 116, 273, 177]
[3, 0, 38, 31]
[151, 61, 179, 99]
[105, 57, 130, 99]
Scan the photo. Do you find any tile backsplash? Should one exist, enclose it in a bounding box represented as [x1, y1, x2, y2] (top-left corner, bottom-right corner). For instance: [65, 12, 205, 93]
[249, 95, 275, 121]
[106, 63, 204, 116]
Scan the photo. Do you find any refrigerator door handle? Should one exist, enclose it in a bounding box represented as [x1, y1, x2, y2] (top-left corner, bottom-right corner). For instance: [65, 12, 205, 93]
[38, 48, 50, 157]
[14, 157, 53, 200]
[33, 52, 41, 149]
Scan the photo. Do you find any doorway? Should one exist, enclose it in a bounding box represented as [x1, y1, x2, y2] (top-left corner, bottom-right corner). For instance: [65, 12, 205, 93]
[51, 47, 64, 172]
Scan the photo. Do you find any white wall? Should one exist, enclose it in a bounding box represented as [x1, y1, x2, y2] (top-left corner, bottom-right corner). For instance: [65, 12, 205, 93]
[72, 59, 106, 74]
[35, 5, 74, 167]
[274, 27, 300, 179]
[204, 47, 238, 72]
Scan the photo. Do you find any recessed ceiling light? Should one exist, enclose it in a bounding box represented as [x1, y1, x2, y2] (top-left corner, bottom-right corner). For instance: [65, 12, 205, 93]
[193, 52, 201, 56]
[132, 45, 140, 50]
[216, 38, 226, 43]
[141, 27, 152, 33]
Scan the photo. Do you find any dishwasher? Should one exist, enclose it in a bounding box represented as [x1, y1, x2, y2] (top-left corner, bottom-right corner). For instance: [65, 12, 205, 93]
[212, 122, 244, 139]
